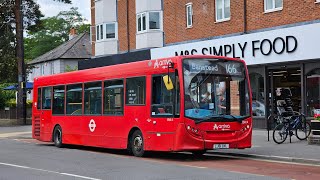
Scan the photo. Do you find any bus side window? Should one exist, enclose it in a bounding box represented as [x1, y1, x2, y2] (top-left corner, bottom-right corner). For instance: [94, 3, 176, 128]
[84, 81, 102, 115]
[37, 88, 41, 109]
[126, 77, 146, 105]
[42, 87, 52, 110]
[104, 79, 124, 115]
[53, 86, 65, 115]
[151, 74, 174, 116]
[66, 84, 83, 115]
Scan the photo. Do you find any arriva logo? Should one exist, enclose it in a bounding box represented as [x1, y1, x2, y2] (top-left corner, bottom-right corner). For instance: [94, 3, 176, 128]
[213, 124, 231, 130]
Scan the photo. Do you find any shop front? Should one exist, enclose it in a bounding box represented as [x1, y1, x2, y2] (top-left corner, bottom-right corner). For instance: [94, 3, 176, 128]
[151, 22, 320, 128]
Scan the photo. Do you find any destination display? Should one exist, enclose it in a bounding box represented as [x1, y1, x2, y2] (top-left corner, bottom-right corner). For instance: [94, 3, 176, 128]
[184, 59, 244, 76]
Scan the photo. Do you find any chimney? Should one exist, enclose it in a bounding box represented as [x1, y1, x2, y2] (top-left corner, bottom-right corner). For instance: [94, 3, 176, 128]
[69, 27, 77, 40]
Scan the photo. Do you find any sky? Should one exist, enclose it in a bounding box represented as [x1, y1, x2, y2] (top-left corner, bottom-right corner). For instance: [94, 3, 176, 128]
[36, 0, 91, 23]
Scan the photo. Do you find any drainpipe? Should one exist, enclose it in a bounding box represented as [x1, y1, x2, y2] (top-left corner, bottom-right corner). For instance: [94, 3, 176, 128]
[126, 0, 130, 52]
[243, 0, 247, 34]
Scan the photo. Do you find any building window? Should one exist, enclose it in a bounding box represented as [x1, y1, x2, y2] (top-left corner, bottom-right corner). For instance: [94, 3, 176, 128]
[149, 12, 160, 29]
[137, 12, 161, 33]
[216, 0, 230, 22]
[186, 3, 193, 28]
[264, 0, 283, 12]
[84, 82, 102, 115]
[40, 64, 45, 75]
[96, 25, 99, 40]
[66, 84, 83, 115]
[50, 62, 54, 75]
[137, 12, 147, 32]
[126, 77, 146, 105]
[104, 79, 124, 115]
[53, 86, 65, 115]
[106, 23, 116, 39]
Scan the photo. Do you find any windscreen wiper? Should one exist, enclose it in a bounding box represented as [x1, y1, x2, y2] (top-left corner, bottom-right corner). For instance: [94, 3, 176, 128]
[195, 116, 225, 124]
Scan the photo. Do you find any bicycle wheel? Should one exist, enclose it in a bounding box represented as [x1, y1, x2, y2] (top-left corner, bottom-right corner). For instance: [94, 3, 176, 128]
[296, 121, 311, 140]
[273, 123, 288, 144]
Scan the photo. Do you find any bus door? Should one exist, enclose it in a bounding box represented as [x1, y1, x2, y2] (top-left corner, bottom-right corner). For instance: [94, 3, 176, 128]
[149, 74, 178, 151]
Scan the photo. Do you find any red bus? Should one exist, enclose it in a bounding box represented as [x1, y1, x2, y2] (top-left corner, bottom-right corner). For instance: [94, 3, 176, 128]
[32, 55, 252, 157]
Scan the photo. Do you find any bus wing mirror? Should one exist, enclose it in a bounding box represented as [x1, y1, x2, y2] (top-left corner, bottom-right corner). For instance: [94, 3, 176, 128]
[163, 75, 174, 90]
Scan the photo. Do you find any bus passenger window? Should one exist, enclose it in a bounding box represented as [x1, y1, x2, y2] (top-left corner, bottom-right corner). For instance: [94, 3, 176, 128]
[66, 84, 83, 115]
[37, 88, 41, 109]
[53, 86, 65, 115]
[126, 77, 146, 105]
[84, 82, 102, 115]
[104, 79, 123, 115]
[42, 87, 52, 110]
[151, 74, 175, 116]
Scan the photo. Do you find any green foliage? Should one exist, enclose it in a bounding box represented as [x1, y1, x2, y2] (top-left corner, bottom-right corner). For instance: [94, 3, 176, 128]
[0, 83, 16, 109]
[25, 7, 90, 62]
[65, 65, 78, 72]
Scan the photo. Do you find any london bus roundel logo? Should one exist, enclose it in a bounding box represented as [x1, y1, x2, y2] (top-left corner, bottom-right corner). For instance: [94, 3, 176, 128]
[89, 119, 96, 132]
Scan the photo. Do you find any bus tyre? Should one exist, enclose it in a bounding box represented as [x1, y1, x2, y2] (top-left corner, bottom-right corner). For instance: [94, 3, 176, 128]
[131, 130, 145, 157]
[53, 126, 63, 148]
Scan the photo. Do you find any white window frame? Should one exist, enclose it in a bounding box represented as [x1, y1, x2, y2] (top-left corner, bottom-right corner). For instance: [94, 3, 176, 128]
[215, 0, 230, 23]
[96, 25, 100, 41]
[264, 0, 283, 13]
[137, 11, 162, 34]
[96, 24, 105, 41]
[186, 3, 193, 28]
[105, 22, 118, 40]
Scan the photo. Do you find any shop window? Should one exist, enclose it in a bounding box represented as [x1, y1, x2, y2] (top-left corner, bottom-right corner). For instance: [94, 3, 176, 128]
[249, 73, 265, 117]
[96, 25, 100, 40]
[84, 82, 102, 115]
[53, 86, 65, 115]
[42, 87, 52, 110]
[264, 0, 283, 12]
[306, 68, 320, 117]
[216, 0, 230, 22]
[66, 84, 83, 115]
[126, 77, 146, 105]
[186, 3, 193, 28]
[104, 79, 124, 115]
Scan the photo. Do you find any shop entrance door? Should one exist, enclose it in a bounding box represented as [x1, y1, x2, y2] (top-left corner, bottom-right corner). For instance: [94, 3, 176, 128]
[268, 67, 302, 120]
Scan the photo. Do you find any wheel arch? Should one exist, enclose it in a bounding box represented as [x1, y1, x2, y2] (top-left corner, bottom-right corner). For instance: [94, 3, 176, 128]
[127, 127, 142, 149]
[51, 124, 62, 142]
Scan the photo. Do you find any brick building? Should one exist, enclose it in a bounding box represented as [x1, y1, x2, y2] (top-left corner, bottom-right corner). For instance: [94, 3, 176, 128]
[87, 0, 320, 127]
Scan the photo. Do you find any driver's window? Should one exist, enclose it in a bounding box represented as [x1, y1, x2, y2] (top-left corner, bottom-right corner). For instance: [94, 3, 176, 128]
[151, 74, 175, 116]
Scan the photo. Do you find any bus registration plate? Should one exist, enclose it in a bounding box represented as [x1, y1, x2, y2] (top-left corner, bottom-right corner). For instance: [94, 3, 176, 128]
[213, 144, 229, 149]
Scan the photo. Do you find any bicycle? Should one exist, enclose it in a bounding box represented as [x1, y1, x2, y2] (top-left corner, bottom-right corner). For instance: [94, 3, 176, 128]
[273, 114, 311, 144]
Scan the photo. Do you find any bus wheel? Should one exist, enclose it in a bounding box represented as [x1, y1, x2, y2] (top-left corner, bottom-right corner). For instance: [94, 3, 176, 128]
[131, 130, 145, 157]
[53, 126, 63, 148]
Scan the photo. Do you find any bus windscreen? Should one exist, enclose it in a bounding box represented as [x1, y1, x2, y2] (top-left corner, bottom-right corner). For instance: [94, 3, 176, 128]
[183, 58, 250, 123]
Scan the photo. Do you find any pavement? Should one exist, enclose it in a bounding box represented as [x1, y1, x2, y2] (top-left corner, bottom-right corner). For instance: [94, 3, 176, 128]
[212, 129, 320, 165]
[0, 125, 319, 165]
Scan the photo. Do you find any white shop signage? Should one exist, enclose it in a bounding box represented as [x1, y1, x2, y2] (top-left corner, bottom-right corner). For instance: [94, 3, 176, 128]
[151, 23, 320, 65]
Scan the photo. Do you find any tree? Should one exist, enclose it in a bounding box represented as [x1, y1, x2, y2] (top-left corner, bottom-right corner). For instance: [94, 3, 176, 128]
[24, 7, 90, 62]
[0, 0, 43, 83]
